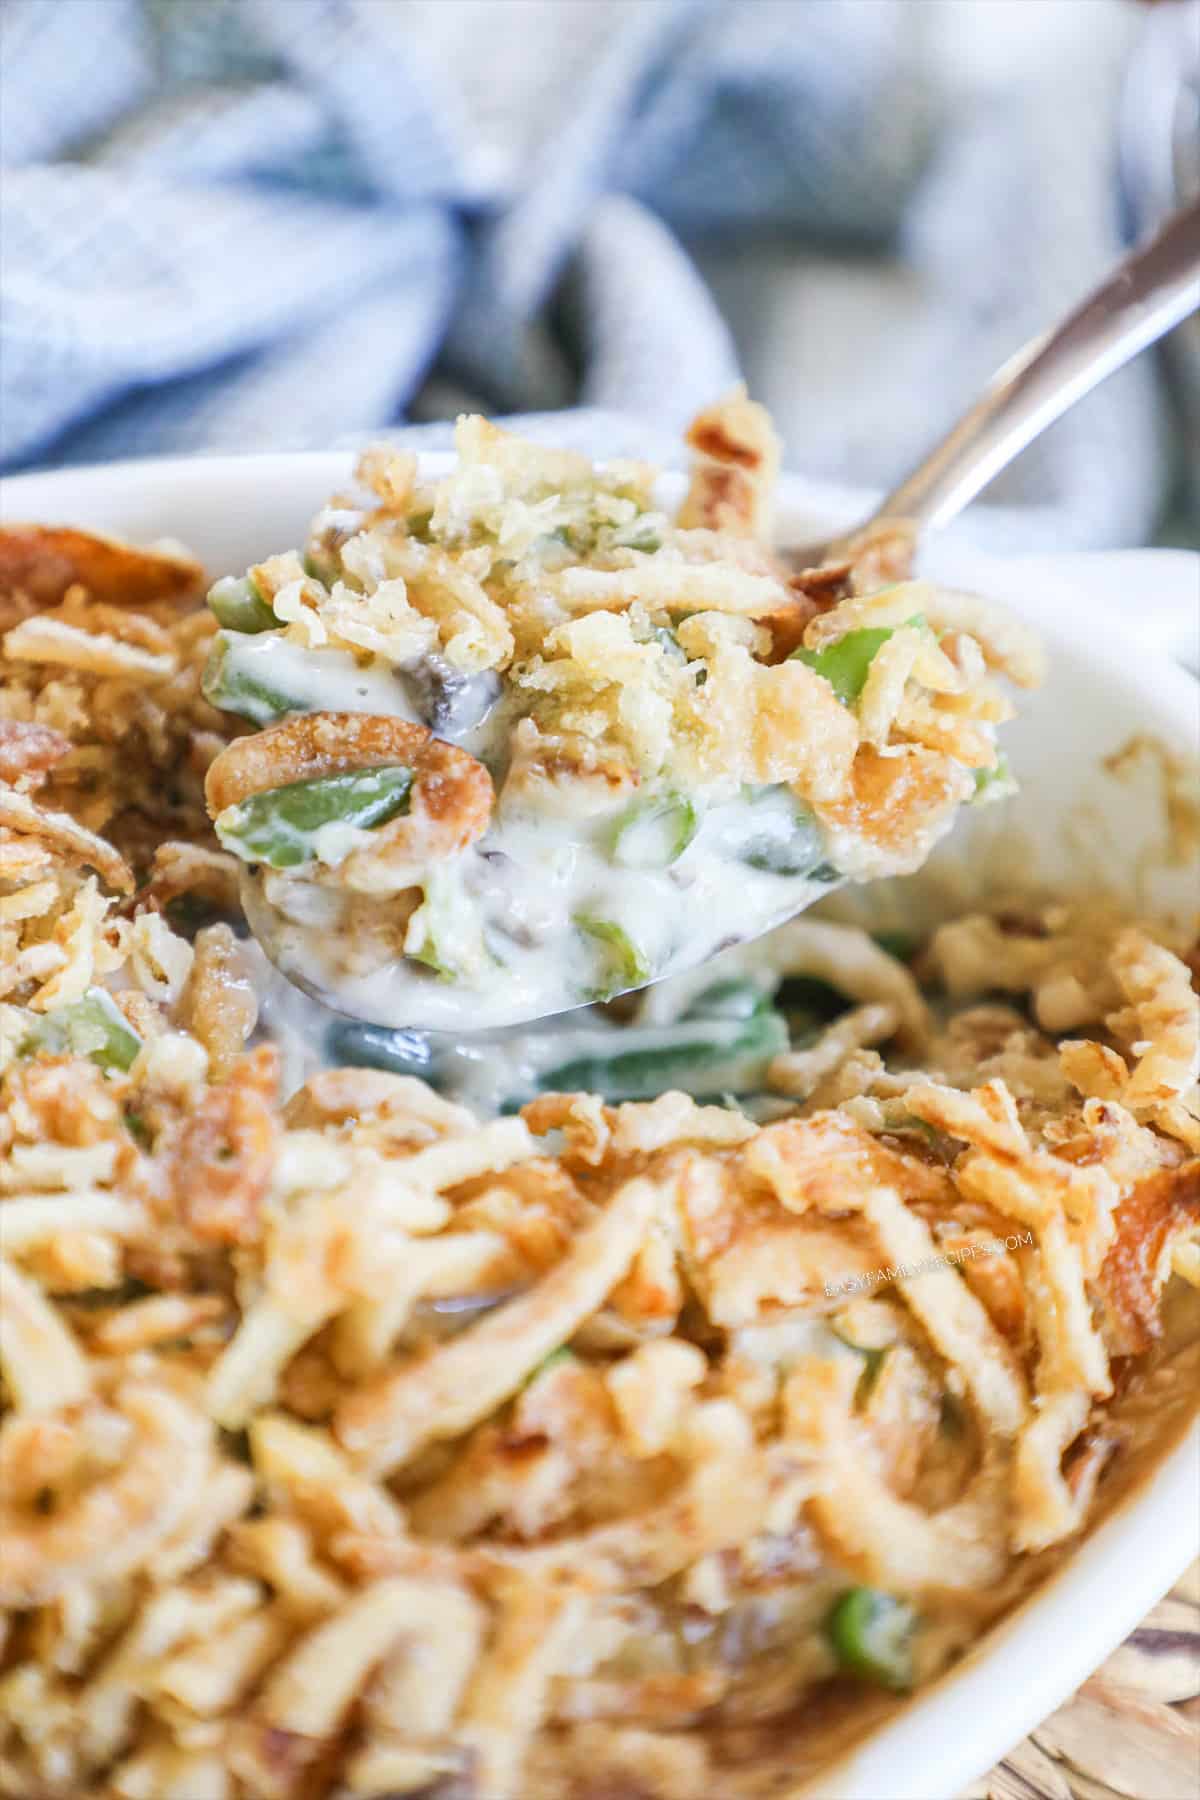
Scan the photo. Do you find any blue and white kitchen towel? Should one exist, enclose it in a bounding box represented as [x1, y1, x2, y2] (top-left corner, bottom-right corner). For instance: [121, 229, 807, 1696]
[0, 0, 1169, 547]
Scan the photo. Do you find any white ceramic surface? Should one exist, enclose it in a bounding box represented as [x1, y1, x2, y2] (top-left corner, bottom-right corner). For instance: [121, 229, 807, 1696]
[2, 451, 1198, 1800]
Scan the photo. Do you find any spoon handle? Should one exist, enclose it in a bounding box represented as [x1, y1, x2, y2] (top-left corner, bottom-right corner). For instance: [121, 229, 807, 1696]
[875, 197, 1200, 535]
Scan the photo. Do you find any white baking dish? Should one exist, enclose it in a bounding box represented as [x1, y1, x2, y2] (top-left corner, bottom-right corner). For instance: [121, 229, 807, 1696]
[2, 450, 1197, 1800]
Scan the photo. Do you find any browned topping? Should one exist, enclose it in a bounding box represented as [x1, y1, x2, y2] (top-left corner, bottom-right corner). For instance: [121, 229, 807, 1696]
[0, 788, 133, 891]
[173, 1050, 281, 1246]
[678, 389, 780, 539]
[688, 423, 760, 470]
[816, 744, 968, 860]
[204, 710, 493, 849]
[142, 839, 243, 916]
[0, 718, 72, 787]
[181, 921, 259, 1079]
[1095, 1162, 1200, 1355]
[758, 589, 824, 662]
[842, 518, 918, 594]
[0, 523, 202, 627]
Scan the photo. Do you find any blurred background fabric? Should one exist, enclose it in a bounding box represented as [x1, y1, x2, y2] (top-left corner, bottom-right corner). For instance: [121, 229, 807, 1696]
[1, 0, 1195, 547]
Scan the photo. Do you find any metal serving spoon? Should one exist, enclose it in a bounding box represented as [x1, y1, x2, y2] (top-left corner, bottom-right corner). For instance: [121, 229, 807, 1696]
[783, 195, 1200, 570]
[270, 199, 1200, 1047]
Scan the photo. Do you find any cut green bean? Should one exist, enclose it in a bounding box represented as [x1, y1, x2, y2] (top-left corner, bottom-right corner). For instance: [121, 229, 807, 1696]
[406, 871, 488, 981]
[576, 915, 652, 996]
[23, 989, 142, 1073]
[609, 791, 699, 869]
[534, 1003, 787, 1103]
[871, 929, 919, 961]
[202, 630, 299, 725]
[325, 1020, 434, 1078]
[651, 625, 687, 661]
[527, 1347, 576, 1384]
[215, 766, 413, 869]
[303, 546, 341, 584]
[824, 1588, 919, 1690]
[938, 1391, 967, 1439]
[206, 573, 278, 634]
[124, 1109, 152, 1147]
[615, 517, 663, 554]
[792, 615, 926, 708]
[681, 978, 771, 1022]
[775, 975, 850, 1029]
[831, 1325, 891, 1405]
[716, 787, 831, 879]
[971, 752, 1016, 805]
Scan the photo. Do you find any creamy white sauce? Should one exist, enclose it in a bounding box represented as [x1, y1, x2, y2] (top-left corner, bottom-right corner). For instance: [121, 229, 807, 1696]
[216, 633, 505, 761]
[238, 790, 844, 1031]
[220, 633, 421, 721]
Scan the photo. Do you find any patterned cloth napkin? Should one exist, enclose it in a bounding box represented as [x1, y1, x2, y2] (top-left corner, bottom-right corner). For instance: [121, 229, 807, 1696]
[0, 0, 1167, 547]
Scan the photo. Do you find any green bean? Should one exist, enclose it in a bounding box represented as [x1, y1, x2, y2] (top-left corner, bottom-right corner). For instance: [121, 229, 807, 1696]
[971, 752, 1015, 804]
[871, 929, 919, 961]
[651, 625, 687, 661]
[201, 630, 299, 725]
[938, 1392, 967, 1439]
[215, 766, 413, 869]
[534, 1002, 787, 1103]
[792, 615, 926, 707]
[717, 787, 833, 880]
[608, 791, 699, 869]
[23, 990, 142, 1073]
[622, 526, 663, 554]
[324, 1020, 434, 1078]
[527, 1347, 576, 1384]
[576, 915, 652, 997]
[681, 978, 771, 1022]
[405, 871, 486, 981]
[123, 1109, 152, 1147]
[775, 975, 851, 1027]
[824, 1588, 919, 1690]
[303, 547, 341, 584]
[831, 1325, 891, 1405]
[206, 573, 278, 634]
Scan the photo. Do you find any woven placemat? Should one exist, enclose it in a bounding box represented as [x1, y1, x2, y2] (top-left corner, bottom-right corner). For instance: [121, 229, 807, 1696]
[957, 1562, 1200, 1800]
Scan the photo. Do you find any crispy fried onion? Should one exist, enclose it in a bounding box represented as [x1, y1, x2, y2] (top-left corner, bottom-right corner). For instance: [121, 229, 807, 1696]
[229, 1575, 485, 1796]
[205, 1137, 452, 1432]
[677, 385, 781, 540]
[3, 614, 178, 679]
[174, 1077, 280, 1247]
[753, 1114, 1029, 1434]
[0, 718, 72, 787]
[784, 1357, 1011, 1597]
[0, 1255, 91, 1414]
[336, 1177, 657, 1473]
[805, 582, 1044, 688]
[767, 1002, 900, 1100]
[1058, 931, 1200, 1151]
[456, 1583, 588, 1800]
[0, 1384, 211, 1607]
[1109, 929, 1200, 1146]
[903, 1080, 1116, 1550]
[639, 915, 930, 1050]
[1092, 1161, 1200, 1357]
[0, 787, 132, 892]
[479, 1400, 770, 1592]
[343, 1577, 485, 1794]
[0, 523, 202, 625]
[204, 710, 494, 889]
